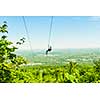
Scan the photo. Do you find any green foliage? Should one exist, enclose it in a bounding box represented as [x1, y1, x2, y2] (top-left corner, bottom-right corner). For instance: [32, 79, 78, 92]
[93, 59, 100, 73]
[16, 37, 26, 45]
[0, 21, 8, 33]
[0, 21, 27, 82]
[8, 61, 100, 83]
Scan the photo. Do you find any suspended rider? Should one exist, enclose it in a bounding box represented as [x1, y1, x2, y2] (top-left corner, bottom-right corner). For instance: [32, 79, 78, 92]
[46, 46, 52, 55]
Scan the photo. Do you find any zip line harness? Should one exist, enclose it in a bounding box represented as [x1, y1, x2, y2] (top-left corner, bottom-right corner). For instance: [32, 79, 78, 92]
[46, 16, 53, 55]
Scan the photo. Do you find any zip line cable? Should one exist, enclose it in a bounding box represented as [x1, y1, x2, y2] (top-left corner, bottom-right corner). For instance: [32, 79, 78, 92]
[22, 16, 33, 61]
[22, 16, 54, 56]
[45, 16, 54, 55]
[48, 16, 53, 48]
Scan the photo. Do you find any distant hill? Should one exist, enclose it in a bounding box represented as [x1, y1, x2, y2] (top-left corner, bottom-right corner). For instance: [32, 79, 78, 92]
[15, 48, 100, 66]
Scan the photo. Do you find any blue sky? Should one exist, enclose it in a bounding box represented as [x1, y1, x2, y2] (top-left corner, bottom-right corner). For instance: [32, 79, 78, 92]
[0, 16, 100, 50]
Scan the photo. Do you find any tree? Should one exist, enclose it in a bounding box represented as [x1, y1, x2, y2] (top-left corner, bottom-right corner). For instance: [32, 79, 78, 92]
[0, 21, 27, 82]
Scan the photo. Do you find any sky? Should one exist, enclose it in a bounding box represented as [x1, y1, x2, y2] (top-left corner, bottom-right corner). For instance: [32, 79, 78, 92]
[0, 16, 100, 50]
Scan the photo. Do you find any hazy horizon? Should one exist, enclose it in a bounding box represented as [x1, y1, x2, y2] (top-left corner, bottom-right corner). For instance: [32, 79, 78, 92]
[17, 47, 100, 51]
